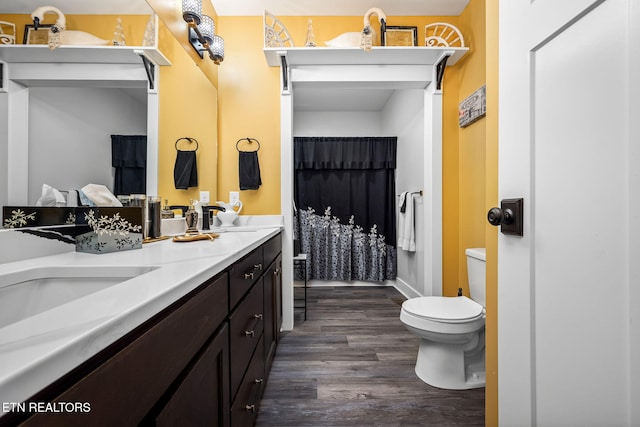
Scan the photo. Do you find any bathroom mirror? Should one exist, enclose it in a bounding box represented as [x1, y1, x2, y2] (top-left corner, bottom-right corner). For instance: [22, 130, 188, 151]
[0, 68, 155, 210]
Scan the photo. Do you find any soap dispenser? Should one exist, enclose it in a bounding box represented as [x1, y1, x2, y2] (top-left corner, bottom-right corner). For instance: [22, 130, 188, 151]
[161, 199, 174, 219]
[184, 200, 199, 235]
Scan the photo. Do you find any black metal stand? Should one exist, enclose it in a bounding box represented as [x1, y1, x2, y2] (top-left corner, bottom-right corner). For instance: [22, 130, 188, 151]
[293, 254, 307, 321]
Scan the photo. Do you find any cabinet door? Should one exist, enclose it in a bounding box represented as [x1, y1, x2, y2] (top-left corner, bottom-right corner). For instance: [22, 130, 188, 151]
[154, 323, 230, 427]
[263, 255, 282, 372]
[274, 254, 282, 344]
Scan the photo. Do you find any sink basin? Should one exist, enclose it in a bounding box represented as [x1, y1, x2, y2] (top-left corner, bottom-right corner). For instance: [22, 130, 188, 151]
[0, 265, 157, 329]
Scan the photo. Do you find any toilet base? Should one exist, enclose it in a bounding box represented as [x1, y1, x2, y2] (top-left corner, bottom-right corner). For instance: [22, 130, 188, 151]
[414, 337, 485, 390]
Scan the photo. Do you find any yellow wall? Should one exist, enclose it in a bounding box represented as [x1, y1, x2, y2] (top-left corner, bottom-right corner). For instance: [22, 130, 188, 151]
[155, 20, 219, 206]
[216, 16, 281, 214]
[443, 0, 487, 298]
[442, 52, 462, 295]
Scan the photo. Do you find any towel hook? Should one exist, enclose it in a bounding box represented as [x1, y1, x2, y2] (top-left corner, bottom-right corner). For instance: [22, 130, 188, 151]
[236, 137, 260, 152]
[175, 137, 199, 151]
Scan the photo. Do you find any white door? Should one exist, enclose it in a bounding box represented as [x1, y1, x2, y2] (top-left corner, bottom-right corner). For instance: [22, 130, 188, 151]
[498, 0, 640, 426]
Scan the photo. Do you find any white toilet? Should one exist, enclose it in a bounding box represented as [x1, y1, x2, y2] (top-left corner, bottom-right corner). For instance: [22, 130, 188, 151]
[400, 248, 486, 389]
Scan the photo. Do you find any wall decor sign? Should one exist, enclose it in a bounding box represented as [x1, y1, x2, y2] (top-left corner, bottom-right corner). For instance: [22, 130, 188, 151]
[382, 26, 418, 46]
[459, 85, 487, 128]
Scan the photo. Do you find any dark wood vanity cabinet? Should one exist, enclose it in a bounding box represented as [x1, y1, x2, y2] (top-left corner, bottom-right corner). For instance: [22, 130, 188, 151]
[228, 234, 282, 427]
[8, 233, 282, 427]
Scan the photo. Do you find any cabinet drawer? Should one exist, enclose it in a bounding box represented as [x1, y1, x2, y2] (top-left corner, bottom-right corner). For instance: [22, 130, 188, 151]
[229, 282, 264, 399]
[21, 273, 229, 427]
[263, 234, 281, 268]
[229, 248, 263, 309]
[230, 335, 265, 427]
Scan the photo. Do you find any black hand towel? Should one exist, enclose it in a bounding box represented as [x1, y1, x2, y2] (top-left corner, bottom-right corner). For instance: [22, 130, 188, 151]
[239, 151, 262, 190]
[174, 150, 198, 189]
[111, 135, 147, 195]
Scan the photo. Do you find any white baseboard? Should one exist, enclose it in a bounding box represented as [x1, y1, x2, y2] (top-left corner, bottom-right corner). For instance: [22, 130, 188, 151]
[296, 278, 422, 300]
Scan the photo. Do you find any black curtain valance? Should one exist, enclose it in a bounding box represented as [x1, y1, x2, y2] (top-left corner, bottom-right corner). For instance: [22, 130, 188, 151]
[294, 136, 397, 170]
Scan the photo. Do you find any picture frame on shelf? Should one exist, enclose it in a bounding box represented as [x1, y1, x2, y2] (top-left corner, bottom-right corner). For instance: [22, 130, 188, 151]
[23, 24, 52, 45]
[381, 26, 418, 47]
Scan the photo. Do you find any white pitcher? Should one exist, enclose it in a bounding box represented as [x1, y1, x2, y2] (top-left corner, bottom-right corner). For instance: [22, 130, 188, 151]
[216, 200, 242, 227]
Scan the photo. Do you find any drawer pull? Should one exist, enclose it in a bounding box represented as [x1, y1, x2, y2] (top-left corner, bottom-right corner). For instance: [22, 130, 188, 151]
[254, 378, 264, 384]
[244, 272, 254, 280]
[245, 404, 256, 412]
[254, 263, 263, 271]
[244, 313, 263, 338]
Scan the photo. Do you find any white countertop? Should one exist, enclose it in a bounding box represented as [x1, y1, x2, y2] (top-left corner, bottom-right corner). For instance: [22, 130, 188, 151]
[0, 225, 282, 408]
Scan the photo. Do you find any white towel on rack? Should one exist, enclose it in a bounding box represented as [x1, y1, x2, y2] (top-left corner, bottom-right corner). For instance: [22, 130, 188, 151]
[398, 192, 416, 252]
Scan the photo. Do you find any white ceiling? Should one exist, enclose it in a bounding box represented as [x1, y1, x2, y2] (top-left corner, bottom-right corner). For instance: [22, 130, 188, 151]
[0, 0, 153, 15]
[0, 0, 469, 16]
[212, 0, 470, 17]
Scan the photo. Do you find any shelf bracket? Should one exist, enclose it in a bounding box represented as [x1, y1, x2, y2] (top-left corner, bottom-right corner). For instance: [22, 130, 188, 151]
[279, 53, 289, 94]
[434, 51, 453, 91]
[139, 55, 155, 91]
[0, 60, 6, 92]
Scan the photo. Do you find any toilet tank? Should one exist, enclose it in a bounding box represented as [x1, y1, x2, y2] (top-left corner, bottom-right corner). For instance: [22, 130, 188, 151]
[465, 248, 486, 307]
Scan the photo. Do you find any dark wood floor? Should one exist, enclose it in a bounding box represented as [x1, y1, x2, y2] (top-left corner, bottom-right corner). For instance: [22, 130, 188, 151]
[256, 286, 485, 426]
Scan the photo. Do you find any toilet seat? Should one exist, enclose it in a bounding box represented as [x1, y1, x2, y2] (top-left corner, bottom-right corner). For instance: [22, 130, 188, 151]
[402, 296, 484, 323]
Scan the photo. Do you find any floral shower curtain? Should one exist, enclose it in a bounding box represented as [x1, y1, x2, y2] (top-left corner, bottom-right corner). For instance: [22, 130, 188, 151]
[294, 136, 397, 281]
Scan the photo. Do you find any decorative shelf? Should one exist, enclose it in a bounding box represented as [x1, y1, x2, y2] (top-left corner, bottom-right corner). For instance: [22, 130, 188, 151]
[0, 45, 170, 66]
[263, 46, 468, 68]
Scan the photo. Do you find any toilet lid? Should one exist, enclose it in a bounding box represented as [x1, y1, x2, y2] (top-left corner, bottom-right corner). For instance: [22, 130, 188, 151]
[402, 296, 484, 322]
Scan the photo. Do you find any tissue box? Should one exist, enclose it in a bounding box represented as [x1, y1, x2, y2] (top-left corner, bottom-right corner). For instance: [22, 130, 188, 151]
[75, 207, 143, 254]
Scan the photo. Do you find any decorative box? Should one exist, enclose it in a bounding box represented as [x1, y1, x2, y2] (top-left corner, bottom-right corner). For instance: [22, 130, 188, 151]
[75, 207, 143, 254]
[2, 206, 76, 228]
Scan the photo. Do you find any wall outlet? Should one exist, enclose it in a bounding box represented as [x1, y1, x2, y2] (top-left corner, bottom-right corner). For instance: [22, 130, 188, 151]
[229, 191, 240, 204]
[199, 191, 210, 205]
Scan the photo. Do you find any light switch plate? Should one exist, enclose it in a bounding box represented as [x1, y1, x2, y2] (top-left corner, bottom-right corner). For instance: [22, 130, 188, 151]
[199, 191, 210, 204]
[229, 191, 240, 204]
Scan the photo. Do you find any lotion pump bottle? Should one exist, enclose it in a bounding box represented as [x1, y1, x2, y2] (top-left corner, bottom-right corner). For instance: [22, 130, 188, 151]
[184, 200, 199, 235]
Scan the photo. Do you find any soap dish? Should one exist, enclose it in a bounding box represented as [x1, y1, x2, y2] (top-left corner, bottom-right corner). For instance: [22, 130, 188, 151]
[172, 233, 219, 242]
